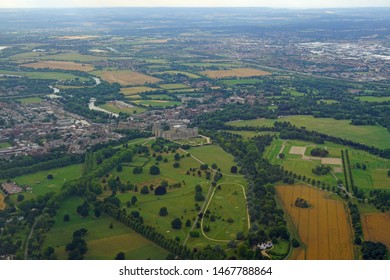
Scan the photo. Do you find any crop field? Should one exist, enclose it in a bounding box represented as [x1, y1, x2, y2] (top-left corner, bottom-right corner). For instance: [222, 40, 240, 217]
[133, 100, 181, 107]
[277, 185, 355, 260]
[17, 97, 43, 104]
[362, 213, 390, 249]
[44, 197, 169, 260]
[120, 86, 160, 95]
[38, 52, 110, 62]
[21, 60, 94, 72]
[358, 96, 390, 102]
[202, 183, 249, 241]
[13, 164, 83, 196]
[0, 193, 5, 210]
[0, 70, 86, 81]
[202, 68, 271, 79]
[93, 70, 161, 86]
[100, 102, 147, 115]
[227, 115, 390, 149]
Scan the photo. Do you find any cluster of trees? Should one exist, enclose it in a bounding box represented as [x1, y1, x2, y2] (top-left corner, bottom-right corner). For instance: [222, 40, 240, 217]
[194, 184, 205, 202]
[361, 241, 388, 260]
[312, 165, 331, 176]
[348, 202, 363, 245]
[310, 148, 329, 157]
[66, 228, 88, 260]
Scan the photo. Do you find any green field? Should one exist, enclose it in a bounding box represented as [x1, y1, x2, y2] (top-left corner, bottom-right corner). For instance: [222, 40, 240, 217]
[223, 130, 277, 139]
[44, 197, 169, 260]
[202, 183, 248, 240]
[13, 164, 83, 197]
[222, 78, 263, 86]
[38, 52, 110, 62]
[147, 94, 175, 100]
[174, 137, 209, 146]
[100, 102, 147, 115]
[17, 97, 43, 104]
[133, 100, 181, 107]
[121, 86, 160, 95]
[227, 115, 390, 149]
[0, 70, 86, 81]
[154, 71, 200, 78]
[0, 142, 11, 149]
[189, 144, 237, 174]
[159, 83, 190, 90]
[358, 96, 390, 102]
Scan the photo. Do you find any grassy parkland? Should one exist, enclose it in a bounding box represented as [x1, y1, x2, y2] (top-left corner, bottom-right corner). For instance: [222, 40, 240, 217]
[227, 115, 390, 149]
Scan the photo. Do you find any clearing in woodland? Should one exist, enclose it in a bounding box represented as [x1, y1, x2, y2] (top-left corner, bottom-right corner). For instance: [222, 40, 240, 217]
[276, 184, 355, 260]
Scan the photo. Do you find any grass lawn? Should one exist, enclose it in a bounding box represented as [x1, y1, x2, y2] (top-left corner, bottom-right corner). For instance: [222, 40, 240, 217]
[227, 115, 390, 149]
[358, 96, 390, 102]
[202, 183, 249, 240]
[133, 100, 181, 107]
[17, 97, 43, 104]
[222, 78, 263, 86]
[223, 130, 277, 139]
[12, 164, 83, 196]
[121, 86, 160, 95]
[153, 71, 200, 79]
[0, 142, 11, 149]
[100, 102, 147, 115]
[159, 83, 190, 90]
[147, 94, 175, 100]
[189, 144, 237, 174]
[44, 197, 169, 260]
[0, 70, 87, 81]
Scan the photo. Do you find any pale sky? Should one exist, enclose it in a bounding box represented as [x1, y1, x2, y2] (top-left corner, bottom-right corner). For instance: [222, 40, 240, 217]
[1, 0, 390, 9]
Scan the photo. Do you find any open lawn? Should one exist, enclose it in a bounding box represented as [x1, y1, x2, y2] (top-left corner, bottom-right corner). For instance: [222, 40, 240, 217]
[0, 142, 11, 149]
[93, 70, 160, 86]
[121, 86, 160, 95]
[159, 83, 190, 90]
[223, 130, 277, 139]
[154, 71, 200, 78]
[277, 184, 355, 259]
[202, 68, 271, 79]
[0, 70, 86, 81]
[222, 78, 263, 86]
[44, 197, 168, 260]
[17, 97, 43, 104]
[100, 102, 147, 115]
[13, 164, 83, 197]
[21, 60, 94, 72]
[202, 183, 249, 240]
[362, 213, 390, 250]
[227, 115, 390, 149]
[358, 96, 390, 102]
[133, 100, 181, 107]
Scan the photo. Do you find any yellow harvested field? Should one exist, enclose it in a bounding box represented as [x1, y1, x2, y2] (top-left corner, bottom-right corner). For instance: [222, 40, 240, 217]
[289, 146, 306, 155]
[321, 158, 342, 165]
[95, 70, 161, 86]
[58, 35, 99, 40]
[202, 68, 271, 78]
[121, 86, 160, 95]
[21, 61, 94, 72]
[0, 193, 5, 210]
[362, 213, 390, 249]
[277, 185, 354, 260]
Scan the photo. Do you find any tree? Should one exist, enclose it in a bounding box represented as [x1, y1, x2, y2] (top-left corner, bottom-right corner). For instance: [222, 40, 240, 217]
[174, 153, 181, 161]
[154, 186, 167, 195]
[76, 201, 89, 217]
[47, 174, 54, 180]
[211, 163, 218, 169]
[194, 192, 205, 201]
[195, 185, 203, 193]
[94, 207, 101, 218]
[230, 166, 238, 173]
[388, 170, 390, 177]
[149, 165, 160, 175]
[279, 153, 285, 159]
[115, 252, 125, 260]
[173, 162, 180, 168]
[63, 214, 70, 222]
[159, 207, 168, 216]
[156, 154, 163, 161]
[17, 194, 24, 202]
[171, 218, 182, 229]
[116, 164, 123, 172]
[185, 219, 191, 227]
[141, 186, 149, 194]
[133, 166, 143, 174]
[131, 196, 137, 205]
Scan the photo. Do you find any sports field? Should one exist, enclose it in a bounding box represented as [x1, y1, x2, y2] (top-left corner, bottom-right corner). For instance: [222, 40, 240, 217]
[362, 213, 390, 249]
[94, 70, 161, 86]
[21, 60, 94, 72]
[17, 97, 43, 104]
[277, 185, 354, 260]
[202, 68, 271, 78]
[227, 115, 390, 149]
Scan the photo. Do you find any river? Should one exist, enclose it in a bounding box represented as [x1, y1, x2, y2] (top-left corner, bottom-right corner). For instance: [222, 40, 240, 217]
[88, 98, 119, 117]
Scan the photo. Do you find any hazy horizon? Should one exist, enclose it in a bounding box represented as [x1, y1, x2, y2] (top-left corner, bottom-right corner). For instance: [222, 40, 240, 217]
[1, 0, 390, 9]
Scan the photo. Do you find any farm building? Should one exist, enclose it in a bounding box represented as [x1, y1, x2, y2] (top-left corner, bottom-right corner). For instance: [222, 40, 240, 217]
[1, 182, 23, 195]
